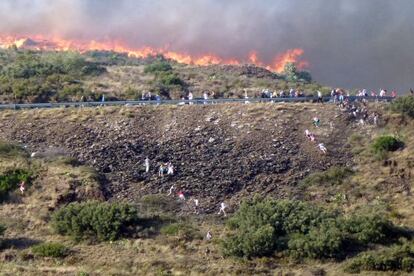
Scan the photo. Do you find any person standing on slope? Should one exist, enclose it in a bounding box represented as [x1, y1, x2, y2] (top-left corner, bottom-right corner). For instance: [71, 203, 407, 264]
[167, 185, 175, 196]
[193, 198, 200, 214]
[317, 91, 323, 103]
[167, 162, 174, 175]
[19, 181, 25, 195]
[318, 143, 328, 154]
[188, 91, 194, 105]
[218, 202, 227, 217]
[313, 117, 321, 128]
[178, 191, 186, 201]
[144, 157, 150, 173]
[159, 164, 165, 177]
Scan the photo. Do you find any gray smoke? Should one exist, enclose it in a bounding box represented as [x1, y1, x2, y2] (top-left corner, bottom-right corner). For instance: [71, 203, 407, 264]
[0, 0, 413, 91]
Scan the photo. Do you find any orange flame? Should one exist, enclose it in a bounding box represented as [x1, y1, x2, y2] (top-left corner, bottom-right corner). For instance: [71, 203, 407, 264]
[0, 34, 308, 73]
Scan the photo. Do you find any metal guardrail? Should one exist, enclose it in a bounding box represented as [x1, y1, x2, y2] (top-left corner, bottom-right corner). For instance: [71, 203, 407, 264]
[0, 96, 394, 110]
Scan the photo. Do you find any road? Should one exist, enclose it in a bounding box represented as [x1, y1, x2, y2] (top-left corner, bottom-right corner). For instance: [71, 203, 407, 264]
[0, 96, 394, 110]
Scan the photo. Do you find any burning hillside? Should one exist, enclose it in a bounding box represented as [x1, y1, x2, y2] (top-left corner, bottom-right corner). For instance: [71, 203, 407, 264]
[0, 34, 308, 73]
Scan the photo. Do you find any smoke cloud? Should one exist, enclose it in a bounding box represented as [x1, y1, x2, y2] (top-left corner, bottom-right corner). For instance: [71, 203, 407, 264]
[0, 0, 413, 91]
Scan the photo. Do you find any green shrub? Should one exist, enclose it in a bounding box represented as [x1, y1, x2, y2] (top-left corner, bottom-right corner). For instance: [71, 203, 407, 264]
[372, 136, 403, 154]
[222, 198, 406, 260]
[144, 61, 173, 74]
[0, 141, 26, 157]
[342, 213, 395, 244]
[344, 242, 414, 273]
[288, 220, 347, 259]
[223, 198, 337, 258]
[222, 225, 276, 258]
[51, 201, 139, 241]
[300, 166, 354, 187]
[156, 72, 184, 87]
[160, 222, 202, 241]
[390, 96, 414, 118]
[0, 223, 5, 236]
[0, 169, 31, 202]
[31, 242, 68, 258]
[227, 198, 335, 237]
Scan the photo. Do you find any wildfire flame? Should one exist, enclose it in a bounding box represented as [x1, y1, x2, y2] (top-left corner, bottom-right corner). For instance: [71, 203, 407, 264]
[0, 34, 308, 73]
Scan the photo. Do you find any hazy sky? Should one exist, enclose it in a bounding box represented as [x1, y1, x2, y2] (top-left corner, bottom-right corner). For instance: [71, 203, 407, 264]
[0, 0, 413, 91]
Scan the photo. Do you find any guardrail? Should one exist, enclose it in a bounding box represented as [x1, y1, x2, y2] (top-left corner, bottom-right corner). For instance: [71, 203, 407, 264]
[0, 96, 394, 110]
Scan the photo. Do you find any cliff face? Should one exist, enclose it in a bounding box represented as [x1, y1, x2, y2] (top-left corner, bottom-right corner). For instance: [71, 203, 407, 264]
[0, 103, 354, 210]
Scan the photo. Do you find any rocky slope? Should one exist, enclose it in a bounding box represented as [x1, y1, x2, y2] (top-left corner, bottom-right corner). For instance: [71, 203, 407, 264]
[0, 103, 358, 211]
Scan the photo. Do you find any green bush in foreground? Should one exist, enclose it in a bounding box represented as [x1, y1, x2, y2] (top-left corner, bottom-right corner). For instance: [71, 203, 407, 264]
[0, 169, 31, 202]
[222, 198, 406, 260]
[344, 242, 414, 273]
[372, 135, 403, 154]
[390, 96, 414, 118]
[52, 201, 139, 241]
[31, 242, 68, 258]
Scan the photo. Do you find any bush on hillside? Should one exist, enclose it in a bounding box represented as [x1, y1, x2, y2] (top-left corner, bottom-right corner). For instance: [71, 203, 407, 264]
[157, 72, 184, 87]
[288, 219, 347, 259]
[0, 141, 27, 158]
[52, 201, 139, 241]
[0, 223, 6, 248]
[282, 62, 312, 83]
[160, 222, 202, 241]
[222, 198, 407, 260]
[144, 61, 173, 74]
[223, 198, 337, 258]
[372, 136, 403, 154]
[344, 242, 414, 273]
[300, 166, 354, 187]
[222, 224, 276, 258]
[390, 96, 414, 118]
[0, 223, 5, 236]
[342, 213, 396, 244]
[31, 242, 68, 258]
[0, 169, 31, 202]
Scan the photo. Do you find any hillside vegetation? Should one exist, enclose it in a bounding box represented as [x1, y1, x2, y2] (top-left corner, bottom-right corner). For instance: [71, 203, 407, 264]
[0, 49, 328, 103]
[1, 78, 414, 276]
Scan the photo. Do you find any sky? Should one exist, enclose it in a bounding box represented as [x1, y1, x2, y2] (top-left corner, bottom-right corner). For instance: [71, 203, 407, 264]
[0, 0, 413, 91]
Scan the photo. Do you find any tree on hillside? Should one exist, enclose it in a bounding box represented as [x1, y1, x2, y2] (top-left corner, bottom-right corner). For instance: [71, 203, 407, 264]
[283, 62, 312, 83]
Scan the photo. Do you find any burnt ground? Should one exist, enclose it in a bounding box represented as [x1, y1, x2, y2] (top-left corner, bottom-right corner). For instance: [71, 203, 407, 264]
[0, 103, 355, 211]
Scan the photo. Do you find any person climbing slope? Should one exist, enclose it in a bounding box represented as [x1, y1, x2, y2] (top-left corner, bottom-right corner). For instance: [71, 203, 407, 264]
[144, 157, 150, 173]
[167, 185, 175, 196]
[218, 202, 227, 217]
[318, 143, 328, 154]
[313, 117, 321, 128]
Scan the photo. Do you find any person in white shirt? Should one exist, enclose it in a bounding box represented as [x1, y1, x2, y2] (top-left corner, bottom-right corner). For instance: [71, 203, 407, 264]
[203, 92, 209, 104]
[218, 202, 227, 217]
[188, 92, 194, 105]
[318, 143, 328, 154]
[144, 157, 150, 173]
[167, 163, 174, 175]
[193, 198, 200, 214]
[167, 185, 175, 196]
[317, 91, 323, 103]
[19, 181, 25, 195]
